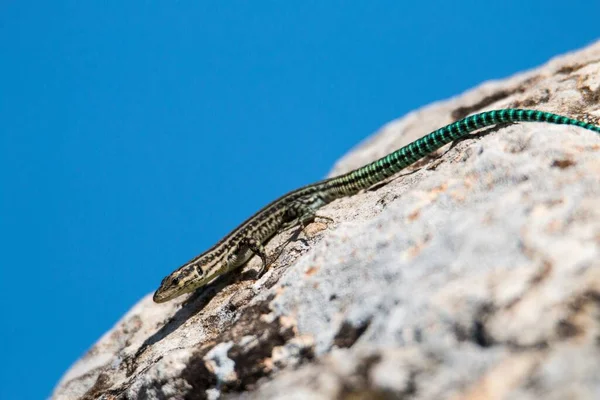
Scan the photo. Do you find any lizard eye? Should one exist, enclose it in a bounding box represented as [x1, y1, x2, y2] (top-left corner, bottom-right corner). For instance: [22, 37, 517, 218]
[171, 277, 180, 286]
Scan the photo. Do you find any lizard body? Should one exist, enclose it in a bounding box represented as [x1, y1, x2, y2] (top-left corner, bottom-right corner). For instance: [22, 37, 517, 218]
[153, 109, 600, 303]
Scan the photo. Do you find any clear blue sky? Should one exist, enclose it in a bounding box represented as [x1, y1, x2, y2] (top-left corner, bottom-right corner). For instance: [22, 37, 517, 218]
[1, 2, 598, 399]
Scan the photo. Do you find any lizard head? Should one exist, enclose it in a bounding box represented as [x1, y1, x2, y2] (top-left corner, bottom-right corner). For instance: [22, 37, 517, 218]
[153, 262, 211, 303]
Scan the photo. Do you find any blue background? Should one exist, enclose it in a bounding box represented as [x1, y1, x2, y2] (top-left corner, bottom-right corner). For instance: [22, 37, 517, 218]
[1, 2, 598, 399]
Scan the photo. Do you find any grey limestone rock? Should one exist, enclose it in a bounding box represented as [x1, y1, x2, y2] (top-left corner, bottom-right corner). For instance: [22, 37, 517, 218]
[53, 41, 600, 400]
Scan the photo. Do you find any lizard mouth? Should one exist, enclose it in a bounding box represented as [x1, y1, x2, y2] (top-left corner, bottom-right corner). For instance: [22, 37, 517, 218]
[153, 285, 182, 303]
[152, 278, 205, 303]
[152, 267, 220, 303]
[152, 289, 169, 303]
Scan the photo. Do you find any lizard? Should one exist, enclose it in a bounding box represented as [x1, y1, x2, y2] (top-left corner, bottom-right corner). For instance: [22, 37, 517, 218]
[153, 108, 600, 303]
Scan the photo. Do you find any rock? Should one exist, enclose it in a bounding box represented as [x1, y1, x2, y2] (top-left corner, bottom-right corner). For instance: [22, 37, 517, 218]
[53, 41, 600, 400]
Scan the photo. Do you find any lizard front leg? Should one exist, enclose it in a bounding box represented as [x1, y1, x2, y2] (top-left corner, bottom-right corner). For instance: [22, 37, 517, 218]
[238, 236, 270, 278]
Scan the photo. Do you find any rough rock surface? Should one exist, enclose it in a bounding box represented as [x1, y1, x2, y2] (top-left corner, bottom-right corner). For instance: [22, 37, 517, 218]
[53, 42, 600, 400]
